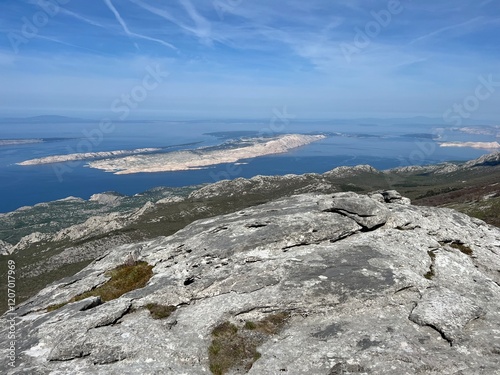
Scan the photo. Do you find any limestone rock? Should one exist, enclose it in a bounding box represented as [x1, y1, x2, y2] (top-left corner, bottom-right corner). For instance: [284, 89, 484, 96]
[89, 192, 125, 205]
[463, 151, 500, 168]
[10, 232, 51, 253]
[0, 240, 13, 255]
[1, 191, 500, 374]
[409, 287, 483, 344]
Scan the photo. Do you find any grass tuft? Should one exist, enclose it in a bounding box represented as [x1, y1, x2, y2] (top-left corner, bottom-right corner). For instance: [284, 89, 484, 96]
[209, 322, 259, 375]
[208, 312, 289, 374]
[244, 312, 290, 335]
[46, 261, 153, 311]
[145, 303, 176, 319]
[244, 321, 257, 330]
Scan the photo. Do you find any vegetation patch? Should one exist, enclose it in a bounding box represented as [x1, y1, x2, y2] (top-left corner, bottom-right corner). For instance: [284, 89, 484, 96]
[243, 321, 257, 330]
[449, 242, 474, 256]
[208, 322, 261, 375]
[243, 312, 290, 335]
[46, 261, 153, 311]
[145, 303, 176, 319]
[208, 312, 290, 375]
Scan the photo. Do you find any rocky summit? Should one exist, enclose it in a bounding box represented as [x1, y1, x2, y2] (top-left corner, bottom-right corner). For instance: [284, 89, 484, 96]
[1, 191, 500, 374]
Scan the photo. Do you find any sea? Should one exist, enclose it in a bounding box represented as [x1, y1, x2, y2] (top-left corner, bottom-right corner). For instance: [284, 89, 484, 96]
[0, 118, 496, 213]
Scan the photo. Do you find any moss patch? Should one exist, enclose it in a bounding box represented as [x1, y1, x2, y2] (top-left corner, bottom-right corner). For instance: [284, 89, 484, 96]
[208, 313, 290, 375]
[145, 303, 176, 319]
[47, 261, 153, 311]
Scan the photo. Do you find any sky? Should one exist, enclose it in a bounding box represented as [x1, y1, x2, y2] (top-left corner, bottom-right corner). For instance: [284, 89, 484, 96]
[1, 0, 500, 121]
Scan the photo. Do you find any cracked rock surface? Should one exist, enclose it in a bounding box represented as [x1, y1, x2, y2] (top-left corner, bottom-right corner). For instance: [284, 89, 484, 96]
[1, 192, 500, 374]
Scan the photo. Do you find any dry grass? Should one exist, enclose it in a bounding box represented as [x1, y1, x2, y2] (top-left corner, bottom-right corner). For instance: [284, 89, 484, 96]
[47, 261, 153, 311]
[208, 312, 290, 375]
[145, 303, 176, 319]
[208, 322, 261, 375]
[243, 312, 290, 335]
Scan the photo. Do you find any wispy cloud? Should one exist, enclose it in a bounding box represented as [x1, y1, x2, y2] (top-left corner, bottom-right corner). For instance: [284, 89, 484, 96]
[59, 8, 105, 28]
[179, 0, 213, 45]
[34, 35, 103, 54]
[129, 0, 214, 45]
[2, 0, 500, 119]
[409, 17, 483, 45]
[102, 0, 177, 50]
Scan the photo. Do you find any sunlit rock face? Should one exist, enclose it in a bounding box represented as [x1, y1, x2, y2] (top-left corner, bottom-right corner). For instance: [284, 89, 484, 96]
[1, 191, 500, 374]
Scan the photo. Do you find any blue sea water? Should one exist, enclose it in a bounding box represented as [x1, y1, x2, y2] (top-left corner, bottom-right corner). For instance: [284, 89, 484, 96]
[0, 120, 493, 213]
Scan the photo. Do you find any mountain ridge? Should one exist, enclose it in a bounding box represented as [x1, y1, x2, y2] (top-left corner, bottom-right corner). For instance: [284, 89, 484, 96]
[0, 153, 499, 317]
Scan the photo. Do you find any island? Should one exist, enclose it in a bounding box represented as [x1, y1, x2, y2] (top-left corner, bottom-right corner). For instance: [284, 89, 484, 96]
[87, 134, 326, 174]
[439, 141, 500, 149]
[17, 148, 163, 165]
[0, 139, 44, 146]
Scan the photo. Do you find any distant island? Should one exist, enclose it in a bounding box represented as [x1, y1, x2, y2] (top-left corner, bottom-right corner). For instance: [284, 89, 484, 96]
[0, 139, 43, 146]
[17, 148, 163, 165]
[0, 115, 93, 123]
[88, 134, 326, 174]
[453, 126, 500, 136]
[439, 141, 500, 149]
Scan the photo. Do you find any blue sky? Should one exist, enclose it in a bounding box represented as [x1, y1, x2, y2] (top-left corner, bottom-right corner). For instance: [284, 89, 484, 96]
[1, 0, 500, 120]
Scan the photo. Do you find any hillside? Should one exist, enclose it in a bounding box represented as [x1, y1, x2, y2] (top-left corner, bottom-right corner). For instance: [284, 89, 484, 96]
[0, 153, 499, 314]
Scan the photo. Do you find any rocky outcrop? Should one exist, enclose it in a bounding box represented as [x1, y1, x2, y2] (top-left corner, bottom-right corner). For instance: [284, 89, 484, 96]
[0, 186, 192, 249]
[188, 174, 335, 200]
[322, 164, 379, 178]
[6, 205, 142, 254]
[1, 191, 499, 374]
[389, 163, 461, 175]
[9, 232, 51, 253]
[188, 165, 379, 201]
[390, 151, 500, 174]
[89, 192, 125, 206]
[463, 151, 500, 168]
[0, 240, 13, 255]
